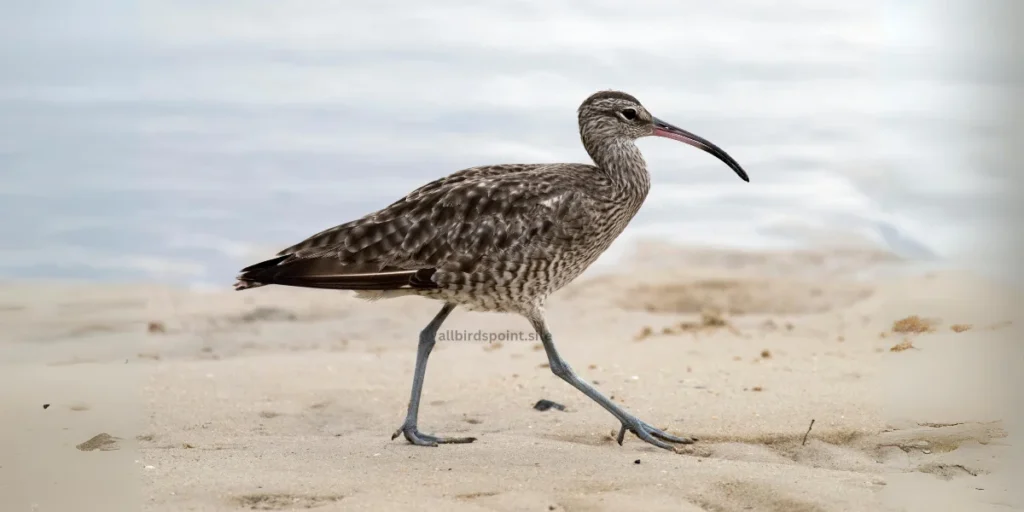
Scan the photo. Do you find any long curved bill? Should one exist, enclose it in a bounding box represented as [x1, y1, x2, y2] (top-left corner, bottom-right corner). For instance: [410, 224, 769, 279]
[651, 117, 749, 182]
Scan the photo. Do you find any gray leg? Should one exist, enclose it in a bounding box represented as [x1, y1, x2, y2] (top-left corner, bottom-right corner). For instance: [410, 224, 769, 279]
[391, 303, 476, 446]
[527, 313, 696, 451]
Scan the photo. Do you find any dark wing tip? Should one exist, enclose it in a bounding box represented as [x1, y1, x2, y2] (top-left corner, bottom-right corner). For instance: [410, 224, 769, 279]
[409, 268, 439, 289]
[234, 254, 291, 290]
[233, 252, 439, 292]
[239, 254, 290, 273]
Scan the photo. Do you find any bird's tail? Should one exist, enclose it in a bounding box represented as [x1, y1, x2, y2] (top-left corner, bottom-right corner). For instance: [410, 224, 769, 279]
[233, 254, 438, 291]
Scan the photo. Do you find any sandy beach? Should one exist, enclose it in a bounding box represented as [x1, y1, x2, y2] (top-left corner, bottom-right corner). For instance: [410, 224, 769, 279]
[1, 243, 1021, 511]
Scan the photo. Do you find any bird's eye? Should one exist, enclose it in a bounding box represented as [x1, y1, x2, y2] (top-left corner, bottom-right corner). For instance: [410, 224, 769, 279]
[620, 108, 637, 121]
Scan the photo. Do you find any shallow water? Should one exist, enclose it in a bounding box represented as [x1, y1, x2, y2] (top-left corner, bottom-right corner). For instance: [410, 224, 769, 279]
[1, 1, 1018, 286]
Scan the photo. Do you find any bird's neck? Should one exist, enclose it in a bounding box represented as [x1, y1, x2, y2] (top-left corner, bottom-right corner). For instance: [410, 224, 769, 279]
[587, 138, 651, 199]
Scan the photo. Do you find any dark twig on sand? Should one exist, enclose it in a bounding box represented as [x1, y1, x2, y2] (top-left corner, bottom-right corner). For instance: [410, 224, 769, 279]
[802, 419, 815, 446]
[533, 399, 566, 412]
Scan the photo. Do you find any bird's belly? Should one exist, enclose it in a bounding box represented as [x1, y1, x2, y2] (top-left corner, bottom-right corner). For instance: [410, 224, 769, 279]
[440, 235, 619, 310]
[541, 237, 614, 292]
[428, 210, 635, 313]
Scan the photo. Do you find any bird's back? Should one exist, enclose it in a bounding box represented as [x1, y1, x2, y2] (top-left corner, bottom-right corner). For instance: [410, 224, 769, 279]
[277, 163, 592, 268]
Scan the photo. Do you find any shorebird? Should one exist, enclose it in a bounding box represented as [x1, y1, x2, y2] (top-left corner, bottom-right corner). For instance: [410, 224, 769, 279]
[234, 90, 748, 451]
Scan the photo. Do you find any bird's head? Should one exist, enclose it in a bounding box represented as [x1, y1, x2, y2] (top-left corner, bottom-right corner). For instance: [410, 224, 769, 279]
[577, 90, 749, 182]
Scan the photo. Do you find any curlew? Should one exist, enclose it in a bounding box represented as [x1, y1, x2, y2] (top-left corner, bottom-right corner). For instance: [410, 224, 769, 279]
[234, 90, 749, 450]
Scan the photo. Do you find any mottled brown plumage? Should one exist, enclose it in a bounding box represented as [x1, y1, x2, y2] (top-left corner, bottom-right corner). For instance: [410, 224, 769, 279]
[234, 90, 748, 450]
[236, 163, 601, 313]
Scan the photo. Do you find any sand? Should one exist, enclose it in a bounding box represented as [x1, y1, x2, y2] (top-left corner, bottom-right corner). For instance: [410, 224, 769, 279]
[1, 244, 1021, 511]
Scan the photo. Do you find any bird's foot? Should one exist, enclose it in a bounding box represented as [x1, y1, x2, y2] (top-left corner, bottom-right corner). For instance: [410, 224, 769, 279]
[391, 423, 476, 447]
[616, 417, 696, 451]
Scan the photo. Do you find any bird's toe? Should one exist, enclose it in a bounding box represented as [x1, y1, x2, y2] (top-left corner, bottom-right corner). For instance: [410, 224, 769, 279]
[392, 424, 475, 446]
[617, 418, 695, 450]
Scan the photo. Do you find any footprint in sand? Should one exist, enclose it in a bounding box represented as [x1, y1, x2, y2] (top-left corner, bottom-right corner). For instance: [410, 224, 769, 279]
[234, 493, 343, 510]
[76, 433, 120, 452]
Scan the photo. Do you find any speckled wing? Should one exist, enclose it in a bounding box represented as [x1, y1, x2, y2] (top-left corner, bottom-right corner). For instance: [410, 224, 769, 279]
[233, 164, 597, 290]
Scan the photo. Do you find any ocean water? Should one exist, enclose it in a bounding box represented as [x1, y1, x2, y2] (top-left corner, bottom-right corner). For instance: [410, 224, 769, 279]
[1, 1, 1019, 287]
